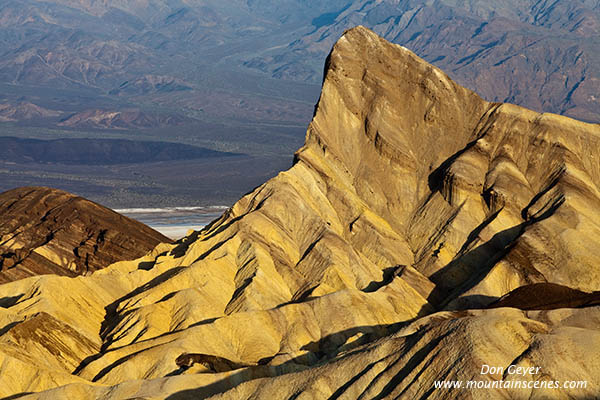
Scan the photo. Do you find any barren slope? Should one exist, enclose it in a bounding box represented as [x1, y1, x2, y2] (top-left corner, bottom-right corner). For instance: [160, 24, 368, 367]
[0, 186, 172, 283]
[0, 27, 599, 399]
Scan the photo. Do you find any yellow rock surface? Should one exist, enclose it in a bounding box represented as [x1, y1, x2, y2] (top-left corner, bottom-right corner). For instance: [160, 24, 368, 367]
[1, 26, 599, 399]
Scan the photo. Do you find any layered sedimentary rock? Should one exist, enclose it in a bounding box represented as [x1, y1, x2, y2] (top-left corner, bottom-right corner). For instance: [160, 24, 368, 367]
[0, 27, 599, 399]
[0, 186, 171, 283]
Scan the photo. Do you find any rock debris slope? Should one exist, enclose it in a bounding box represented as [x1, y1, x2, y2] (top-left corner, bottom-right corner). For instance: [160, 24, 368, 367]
[1, 27, 599, 399]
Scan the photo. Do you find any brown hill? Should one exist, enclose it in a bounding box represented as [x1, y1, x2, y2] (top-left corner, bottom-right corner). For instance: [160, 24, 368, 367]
[109, 74, 193, 96]
[490, 283, 600, 310]
[57, 108, 194, 129]
[0, 102, 61, 122]
[0, 27, 599, 399]
[0, 186, 171, 283]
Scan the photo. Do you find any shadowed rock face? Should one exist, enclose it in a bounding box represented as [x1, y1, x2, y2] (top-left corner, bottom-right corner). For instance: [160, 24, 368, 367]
[0, 27, 599, 399]
[0, 186, 172, 283]
[490, 283, 600, 310]
[175, 353, 249, 372]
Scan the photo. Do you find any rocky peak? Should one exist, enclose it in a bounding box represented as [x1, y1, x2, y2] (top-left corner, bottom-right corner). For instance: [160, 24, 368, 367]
[291, 26, 600, 308]
[299, 26, 490, 230]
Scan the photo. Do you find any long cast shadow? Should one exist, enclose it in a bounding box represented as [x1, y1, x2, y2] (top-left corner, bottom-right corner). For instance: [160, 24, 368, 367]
[73, 266, 187, 375]
[164, 321, 415, 400]
[428, 193, 565, 310]
[428, 103, 501, 195]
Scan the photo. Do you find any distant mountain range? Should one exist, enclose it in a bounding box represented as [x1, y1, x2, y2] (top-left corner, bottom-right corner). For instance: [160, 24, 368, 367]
[1, 0, 598, 129]
[1, 1, 599, 206]
[0, 136, 238, 164]
[246, 0, 600, 122]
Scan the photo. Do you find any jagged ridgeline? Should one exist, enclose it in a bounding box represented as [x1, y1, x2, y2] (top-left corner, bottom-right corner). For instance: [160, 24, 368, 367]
[1, 27, 599, 399]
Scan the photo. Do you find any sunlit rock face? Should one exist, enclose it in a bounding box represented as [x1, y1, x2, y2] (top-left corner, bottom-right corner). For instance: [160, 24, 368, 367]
[0, 27, 599, 400]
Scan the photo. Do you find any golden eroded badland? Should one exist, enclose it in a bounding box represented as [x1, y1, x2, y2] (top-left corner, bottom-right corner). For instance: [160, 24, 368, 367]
[1, 27, 599, 399]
